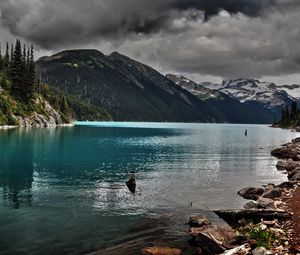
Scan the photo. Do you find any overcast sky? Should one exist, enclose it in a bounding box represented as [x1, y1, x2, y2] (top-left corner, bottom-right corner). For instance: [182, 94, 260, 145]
[0, 0, 300, 84]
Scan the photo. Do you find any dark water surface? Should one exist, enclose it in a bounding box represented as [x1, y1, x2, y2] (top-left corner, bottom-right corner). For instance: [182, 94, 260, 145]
[0, 123, 298, 255]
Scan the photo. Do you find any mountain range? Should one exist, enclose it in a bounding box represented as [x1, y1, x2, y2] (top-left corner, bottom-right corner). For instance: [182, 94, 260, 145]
[35, 49, 299, 124]
[36, 50, 226, 122]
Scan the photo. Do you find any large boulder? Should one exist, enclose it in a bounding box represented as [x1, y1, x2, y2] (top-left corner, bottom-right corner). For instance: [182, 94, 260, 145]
[271, 146, 300, 161]
[141, 246, 181, 255]
[188, 214, 211, 228]
[194, 226, 228, 254]
[261, 188, 282, 199]
[238, 187, 264, 200]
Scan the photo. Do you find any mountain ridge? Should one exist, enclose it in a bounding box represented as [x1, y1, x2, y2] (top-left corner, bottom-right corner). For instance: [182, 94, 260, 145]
[36, 49, 228, 123]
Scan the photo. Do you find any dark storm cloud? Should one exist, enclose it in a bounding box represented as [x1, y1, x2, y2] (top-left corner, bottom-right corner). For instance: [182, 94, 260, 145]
[0, 0, 300, 81]
[0, 0, 276, 48]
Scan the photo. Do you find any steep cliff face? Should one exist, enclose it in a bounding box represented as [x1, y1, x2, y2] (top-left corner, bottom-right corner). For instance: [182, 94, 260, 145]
[13, 97, 63, 127]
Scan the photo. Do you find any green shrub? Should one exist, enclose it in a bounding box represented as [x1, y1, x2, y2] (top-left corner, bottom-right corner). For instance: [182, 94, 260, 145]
[248, 226, 277, 249]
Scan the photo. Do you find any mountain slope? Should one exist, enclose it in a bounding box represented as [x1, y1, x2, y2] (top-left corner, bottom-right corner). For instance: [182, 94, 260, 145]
[36, 50, 227, 122]
[166, 74, 274, 124]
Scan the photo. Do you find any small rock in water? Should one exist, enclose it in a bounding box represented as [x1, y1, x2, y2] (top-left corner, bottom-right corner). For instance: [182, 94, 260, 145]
[188, 214, 211, 228]
[141, 246, 182, 255]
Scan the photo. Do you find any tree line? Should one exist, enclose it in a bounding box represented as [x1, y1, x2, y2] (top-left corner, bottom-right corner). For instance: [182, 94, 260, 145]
[0, 39, 35, 102]
[278, 100, 299, 127]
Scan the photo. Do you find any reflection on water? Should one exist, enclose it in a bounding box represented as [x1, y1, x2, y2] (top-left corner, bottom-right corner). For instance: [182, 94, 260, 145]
[0, 123, 298, 255]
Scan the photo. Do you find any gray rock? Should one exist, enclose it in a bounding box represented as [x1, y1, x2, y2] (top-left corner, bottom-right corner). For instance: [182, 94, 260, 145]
[188, 214, 211, 228]
[276, 160, 286, 170]
[252, 247, 273, 255]
[257, 197, 275, 209]
[261, 188, 282, 199]
[243, 201, 258, 210]
[237, 187, 264, 200]
[290, 171, 300, 181]
[277, 181, 296, 189]
[195, 226, 227, 254]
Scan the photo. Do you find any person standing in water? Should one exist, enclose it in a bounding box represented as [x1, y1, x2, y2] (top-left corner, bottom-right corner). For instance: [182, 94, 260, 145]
[245, 129, 248, 136]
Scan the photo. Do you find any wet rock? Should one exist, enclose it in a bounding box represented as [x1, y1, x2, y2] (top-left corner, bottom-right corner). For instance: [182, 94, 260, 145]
[238, 187, 264, 200]
[271, 147, 300, 161]
[257, 197, 276, 209]
[276, 160, 287, 170]
[243, 201, 258, 210]
[252, 247, 273, 255]
[261, 188, 282, 199]
[188, 214, 211, 228]
[141, 246, 182, 255]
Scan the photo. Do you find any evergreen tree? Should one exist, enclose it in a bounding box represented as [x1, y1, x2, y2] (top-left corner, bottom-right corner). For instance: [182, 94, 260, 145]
[290, 101, 297, 120]
[26, 45, 35, 99]
[4, 43, 10, 71]
[284, 105, 290, 126]
[280, 108, 285, 124]
[0, 43, 3, 71]
[11, 39, 25, 101]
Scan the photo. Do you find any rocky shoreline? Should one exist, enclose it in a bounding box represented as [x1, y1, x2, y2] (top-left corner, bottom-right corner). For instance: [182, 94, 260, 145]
[141, 138, 300, 255]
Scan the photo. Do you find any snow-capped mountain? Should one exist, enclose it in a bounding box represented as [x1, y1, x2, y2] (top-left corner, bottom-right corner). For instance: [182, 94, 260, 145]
[200, 79, 300, 109]
[166, 74, 219, 99]
[166, 74, 275, 124]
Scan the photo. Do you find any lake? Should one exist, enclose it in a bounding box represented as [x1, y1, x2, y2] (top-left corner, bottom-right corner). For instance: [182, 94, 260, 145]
[0, 123, 298, 255]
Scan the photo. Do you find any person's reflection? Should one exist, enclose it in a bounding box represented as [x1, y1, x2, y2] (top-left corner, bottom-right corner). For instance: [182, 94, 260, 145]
[0, 128, 34, 209]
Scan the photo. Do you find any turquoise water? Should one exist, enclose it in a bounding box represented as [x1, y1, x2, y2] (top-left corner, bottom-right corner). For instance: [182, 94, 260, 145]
[0, 123, 298, 255]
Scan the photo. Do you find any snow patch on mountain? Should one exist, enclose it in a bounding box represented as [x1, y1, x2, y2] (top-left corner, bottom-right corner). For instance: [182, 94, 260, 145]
[200, 79, 300, 109]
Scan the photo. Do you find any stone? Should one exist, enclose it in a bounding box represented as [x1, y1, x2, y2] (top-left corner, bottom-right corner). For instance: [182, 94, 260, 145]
[243, 201, 258, 209]
[237, 187, 264, 200]
[276, 160, 287, 170]
[195, 226, 228, 254]
[257, 197, 276, 209]
[252, 247, 273, 255]
[289, 171, 300, 181]
[188, 214, 211, 228]
[263, 184, 275, 191]
[216, 225, 237, 245]
[261, 188, 282, 199]
[277, 181, 295, 189]
[220, 244, 251, 255]
[141, 246, 182, 255]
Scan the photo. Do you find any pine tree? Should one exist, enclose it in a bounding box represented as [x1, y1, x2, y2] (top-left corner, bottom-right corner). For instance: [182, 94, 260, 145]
[290, 101, 297, 120]
[11, 39, 25, 101]
[26, 45, 35, 99]
[0, 43, 3, 71]
[280, 108, 285, 124]
[4, 43, 10, 71]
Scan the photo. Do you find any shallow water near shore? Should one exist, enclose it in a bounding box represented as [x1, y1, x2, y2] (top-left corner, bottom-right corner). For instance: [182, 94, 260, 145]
[0, 123, 298, 255]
